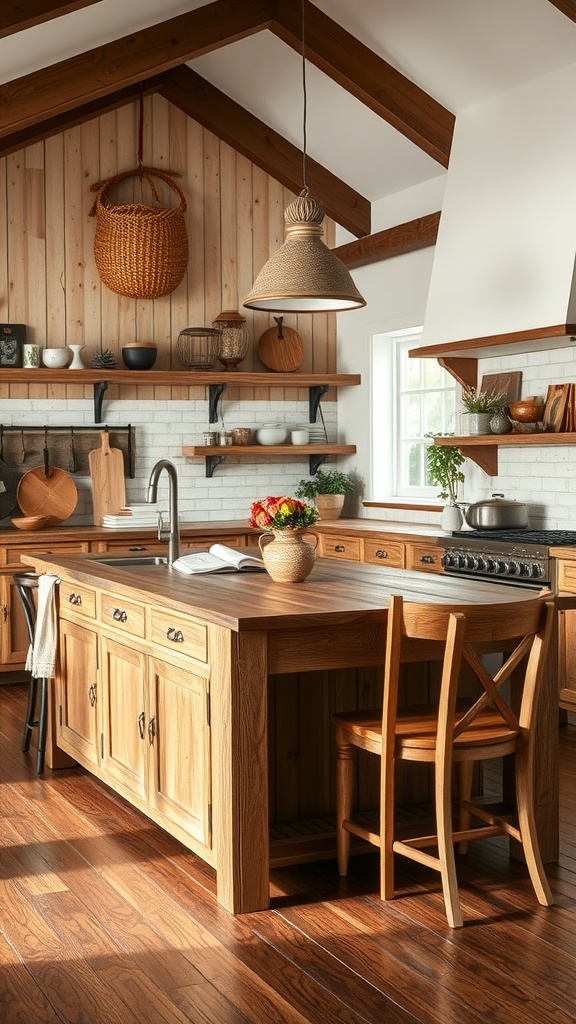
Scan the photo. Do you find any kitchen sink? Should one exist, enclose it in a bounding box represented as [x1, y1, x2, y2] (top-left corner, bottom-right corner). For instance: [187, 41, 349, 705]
[94, 555, 169, 568]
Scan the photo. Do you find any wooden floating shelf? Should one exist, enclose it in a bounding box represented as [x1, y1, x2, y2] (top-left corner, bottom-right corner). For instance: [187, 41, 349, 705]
[434, 431, 576, 475]
[0, 369, 361, 387]
[182, 444, 356, 478]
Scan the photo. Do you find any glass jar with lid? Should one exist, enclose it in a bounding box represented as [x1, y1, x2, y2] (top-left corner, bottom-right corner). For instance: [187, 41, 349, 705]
[212, 311, 250, 371]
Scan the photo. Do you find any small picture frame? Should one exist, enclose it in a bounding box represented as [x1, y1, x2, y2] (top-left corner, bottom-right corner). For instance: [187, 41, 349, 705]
[0, 324, 26, 368]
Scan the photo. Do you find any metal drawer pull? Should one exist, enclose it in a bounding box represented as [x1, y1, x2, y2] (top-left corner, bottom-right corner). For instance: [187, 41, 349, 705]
[88, 683, 97, 707]
[138, 711, 146, 739]
[335, 545, 345, 552]
[420, 555, 435, 564]
[148, 716, 156, 744]
[166, 627, 184, 643]
[69, 593, 82, 605]
[375, 549, 388, 559]
[113, 608, 128, 622]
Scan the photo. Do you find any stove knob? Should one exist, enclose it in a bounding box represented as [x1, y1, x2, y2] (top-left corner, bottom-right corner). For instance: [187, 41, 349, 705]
[496, 560, 508, 574]
[485, 558, 497, 573]
[456, 554, 468, 569]
[508, 560, 520, 575]
[519, 563, 531, 577]
[530, 564, 546, 579]
[466, 555, 479, 570]
[441, 553, 452, 568]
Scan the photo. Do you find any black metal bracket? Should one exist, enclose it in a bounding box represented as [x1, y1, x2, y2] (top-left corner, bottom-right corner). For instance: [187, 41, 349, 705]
[205, 454, 225, 478]
[93, 381, 109, 423]
[309, 384, 329, 423]
[309, 452, 328, 475]
[209, 383, 227, 423]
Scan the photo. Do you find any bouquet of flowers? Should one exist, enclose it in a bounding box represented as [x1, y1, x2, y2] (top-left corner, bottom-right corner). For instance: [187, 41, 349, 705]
[249, 495, 320, 531]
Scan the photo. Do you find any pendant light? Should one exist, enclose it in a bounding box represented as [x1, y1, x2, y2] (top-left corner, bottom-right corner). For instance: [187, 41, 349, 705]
[243, 1, 365, 314]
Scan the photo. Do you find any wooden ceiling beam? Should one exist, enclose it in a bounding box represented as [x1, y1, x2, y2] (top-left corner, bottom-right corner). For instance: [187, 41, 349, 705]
[332, 212, 440, 268]
[547, 1, 576, 22]
[0, 77, 165, 160]
[272, 0, 454, 168]
[0, 1, 99, 39]
[159, 65, 370, 238]
[0, 0, 277, 137]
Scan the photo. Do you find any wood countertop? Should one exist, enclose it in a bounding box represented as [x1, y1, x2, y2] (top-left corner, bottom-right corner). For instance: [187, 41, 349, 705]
[27, 549, 547, 634]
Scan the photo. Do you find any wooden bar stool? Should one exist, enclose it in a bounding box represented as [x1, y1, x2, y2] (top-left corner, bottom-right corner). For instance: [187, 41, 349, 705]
[14, 571, 48, 775]
[334, 594, 555, 928]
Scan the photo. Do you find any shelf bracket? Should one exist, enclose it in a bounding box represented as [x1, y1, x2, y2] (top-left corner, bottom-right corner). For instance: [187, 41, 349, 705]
[458, 444, 498, 476]
[309, 385, 329, 423]
[93, 381, 109, 423]
[209, 383, 227, 424]
[205, 454, 226, 478]
[438, 358, 477, 391]
[309, 452, 328, 475]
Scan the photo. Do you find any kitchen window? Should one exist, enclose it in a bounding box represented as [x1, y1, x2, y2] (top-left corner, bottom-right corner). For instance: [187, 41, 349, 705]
[372, 327, 457, 501]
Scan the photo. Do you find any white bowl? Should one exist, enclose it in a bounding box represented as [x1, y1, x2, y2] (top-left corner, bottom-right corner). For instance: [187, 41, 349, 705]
[255, 424, 288, 445]
[42, 347, 71, 368]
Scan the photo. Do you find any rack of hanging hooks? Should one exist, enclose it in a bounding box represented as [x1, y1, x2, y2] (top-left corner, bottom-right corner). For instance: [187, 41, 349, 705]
[0, 425, 135, 477]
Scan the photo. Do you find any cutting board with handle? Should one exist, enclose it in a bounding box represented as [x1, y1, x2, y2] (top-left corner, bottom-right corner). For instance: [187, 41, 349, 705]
[257, 316, 304, 372]
[89, 432, 126, 526]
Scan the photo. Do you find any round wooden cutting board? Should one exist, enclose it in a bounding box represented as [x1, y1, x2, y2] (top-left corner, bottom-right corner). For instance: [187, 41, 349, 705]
[17, 466, 78, 526]
[257, 317, 304, 372]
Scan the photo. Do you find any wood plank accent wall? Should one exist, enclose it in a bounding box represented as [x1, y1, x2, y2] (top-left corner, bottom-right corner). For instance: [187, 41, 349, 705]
[0, 94, 337, 406]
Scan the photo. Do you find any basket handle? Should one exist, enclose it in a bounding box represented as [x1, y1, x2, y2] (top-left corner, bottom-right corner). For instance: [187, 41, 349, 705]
[89, 165, 187, 216]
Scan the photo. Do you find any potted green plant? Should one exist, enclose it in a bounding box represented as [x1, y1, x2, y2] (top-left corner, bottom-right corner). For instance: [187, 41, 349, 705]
[295, 469, 354, 519]
[460, 386, 508, 435]
[425, 434, 466, 530]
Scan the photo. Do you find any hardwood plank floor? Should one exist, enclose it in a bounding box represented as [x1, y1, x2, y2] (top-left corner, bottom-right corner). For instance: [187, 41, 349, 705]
[2, 680, 576, 1023]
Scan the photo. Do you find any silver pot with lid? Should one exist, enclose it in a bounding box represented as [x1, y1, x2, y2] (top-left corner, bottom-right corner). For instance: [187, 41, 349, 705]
[464, 493, 528, 530]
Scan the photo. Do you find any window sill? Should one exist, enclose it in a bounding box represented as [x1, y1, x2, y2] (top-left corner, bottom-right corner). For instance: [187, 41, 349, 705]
[363, 500, 442, 513]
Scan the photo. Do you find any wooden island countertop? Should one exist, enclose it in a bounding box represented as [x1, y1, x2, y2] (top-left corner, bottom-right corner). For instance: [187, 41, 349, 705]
[26, 549, 557, 914]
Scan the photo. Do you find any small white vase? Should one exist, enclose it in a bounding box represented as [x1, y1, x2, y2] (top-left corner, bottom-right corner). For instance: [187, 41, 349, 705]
[441, 504, 463, 532]
[67, 344, 86, 370]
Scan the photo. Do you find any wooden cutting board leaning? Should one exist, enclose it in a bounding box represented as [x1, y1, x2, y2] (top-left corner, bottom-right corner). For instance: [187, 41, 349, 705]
[257, 316, 304, 372]
[89, 432, 126, 526]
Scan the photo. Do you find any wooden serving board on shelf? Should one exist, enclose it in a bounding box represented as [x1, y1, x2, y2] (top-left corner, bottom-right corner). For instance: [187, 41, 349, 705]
[89, 432, 126, 525]
[257, 317, 304, 372]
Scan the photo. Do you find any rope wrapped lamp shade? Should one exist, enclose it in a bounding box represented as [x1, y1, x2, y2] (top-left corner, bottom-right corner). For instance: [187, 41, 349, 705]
[243, 192, 365, 313]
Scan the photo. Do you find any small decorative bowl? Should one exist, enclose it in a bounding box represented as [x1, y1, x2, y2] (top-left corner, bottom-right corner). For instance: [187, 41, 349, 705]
[255, 424, 288, 445]
[121, 343, 157, 370]
[508, 399, 543, 422]
[42, 347, 71, 369]
[12, 515, 50, 531]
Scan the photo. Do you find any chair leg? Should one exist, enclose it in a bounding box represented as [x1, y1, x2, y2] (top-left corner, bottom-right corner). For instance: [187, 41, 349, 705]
[457, 761, 474, 855]
[35, 677, 48, 776]
[335, 726, 354, 876]
[22, 675, 38, 753]
[515, 744, 553, 906]
[436, 762, 463, 928]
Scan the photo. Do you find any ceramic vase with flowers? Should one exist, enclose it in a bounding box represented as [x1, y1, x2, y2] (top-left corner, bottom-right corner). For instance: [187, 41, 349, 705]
[249, 496, 319, 582]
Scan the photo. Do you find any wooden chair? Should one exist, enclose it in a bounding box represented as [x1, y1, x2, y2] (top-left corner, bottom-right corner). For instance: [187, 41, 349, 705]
[334, 594, 555, 928]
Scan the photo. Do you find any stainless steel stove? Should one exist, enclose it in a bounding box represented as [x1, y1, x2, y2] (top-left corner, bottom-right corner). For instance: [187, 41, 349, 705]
[439, 529, 576, 590]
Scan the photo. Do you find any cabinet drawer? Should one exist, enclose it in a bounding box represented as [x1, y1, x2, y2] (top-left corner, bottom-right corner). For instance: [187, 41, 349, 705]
[7, 541, 90, 566]
[406, 542, 444, 574]
[59, 580, 97, 618]
[558, 561, 576, 593]
[319, 535, 361, 561]
[150, 609, 207, 663]
[100, 592, 146, 638]
[363, 539, 404, 568]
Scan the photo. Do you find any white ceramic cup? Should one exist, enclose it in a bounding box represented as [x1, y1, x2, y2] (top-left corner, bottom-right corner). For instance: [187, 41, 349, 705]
[291, 429, 309, 445]
[22, 344, 40, 369]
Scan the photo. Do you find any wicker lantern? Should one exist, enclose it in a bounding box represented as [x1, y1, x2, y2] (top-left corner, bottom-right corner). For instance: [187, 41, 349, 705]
[212, 311, 250, 371]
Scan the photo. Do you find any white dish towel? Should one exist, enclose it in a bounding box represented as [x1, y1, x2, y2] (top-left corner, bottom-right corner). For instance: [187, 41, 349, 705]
[25, 573, 60, 679]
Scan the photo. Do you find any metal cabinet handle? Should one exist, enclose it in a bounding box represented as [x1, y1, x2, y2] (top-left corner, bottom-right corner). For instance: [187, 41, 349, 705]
[69, 593, 82, 605]
[88, 683, 97, 707]
[335, 545, 345, 553]
[1, 604, 7, 623]
[375, 549, 388, 559]
[138, 711, 146, 739]
[166, 627, 184, 643]
[420, 555, 435, 564]
[113, 608, 128, 622]
[148, 716, 156, 744]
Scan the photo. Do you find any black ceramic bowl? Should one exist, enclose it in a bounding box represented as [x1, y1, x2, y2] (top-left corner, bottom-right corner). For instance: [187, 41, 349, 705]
[121, 345, 157, 370]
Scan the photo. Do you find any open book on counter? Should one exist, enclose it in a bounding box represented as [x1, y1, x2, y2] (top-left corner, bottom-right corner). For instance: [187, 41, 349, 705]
[172, 543, 265, 575]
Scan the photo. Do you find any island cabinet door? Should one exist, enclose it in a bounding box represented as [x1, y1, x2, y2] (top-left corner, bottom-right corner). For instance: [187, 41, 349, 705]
[99, 635, 148, 800]
[0, 572, 32, 667]
[148, 657, 212, 849]
[57, 618, 100, 767]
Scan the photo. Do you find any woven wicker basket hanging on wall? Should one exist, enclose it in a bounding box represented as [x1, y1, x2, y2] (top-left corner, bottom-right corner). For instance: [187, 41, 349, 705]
[89, 165, 189, 300]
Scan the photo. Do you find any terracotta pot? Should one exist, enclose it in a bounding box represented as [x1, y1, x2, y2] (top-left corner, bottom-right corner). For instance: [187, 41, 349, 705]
[258, 529, 318, 582]
[315, 494, 345, 520]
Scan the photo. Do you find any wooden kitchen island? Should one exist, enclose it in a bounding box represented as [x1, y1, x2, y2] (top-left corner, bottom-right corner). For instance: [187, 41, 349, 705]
[26, 550, 557, 914]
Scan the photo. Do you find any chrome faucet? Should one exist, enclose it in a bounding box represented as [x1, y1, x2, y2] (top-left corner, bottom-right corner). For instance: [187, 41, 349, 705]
[147, 459, 180, 565]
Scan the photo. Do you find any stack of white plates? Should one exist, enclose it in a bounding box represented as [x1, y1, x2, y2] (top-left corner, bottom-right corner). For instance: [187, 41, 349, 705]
[308, 424, 329, 444]
[102, 503, 168, 529]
